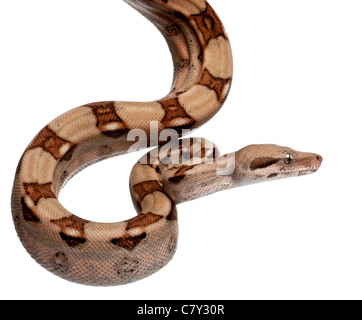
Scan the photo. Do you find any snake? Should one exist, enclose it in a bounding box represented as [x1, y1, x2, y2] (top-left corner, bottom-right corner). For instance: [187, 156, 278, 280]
[11, 0, 322, 286]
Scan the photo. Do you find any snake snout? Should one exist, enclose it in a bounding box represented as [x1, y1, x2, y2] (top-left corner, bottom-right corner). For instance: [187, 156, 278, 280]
[312, 154, 323, 170]
[294, 152, 323, 176]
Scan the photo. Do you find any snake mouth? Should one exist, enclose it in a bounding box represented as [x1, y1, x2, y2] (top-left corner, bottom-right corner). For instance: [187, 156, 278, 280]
[275, 169, 318, 178]
[297, 169, 318, 176]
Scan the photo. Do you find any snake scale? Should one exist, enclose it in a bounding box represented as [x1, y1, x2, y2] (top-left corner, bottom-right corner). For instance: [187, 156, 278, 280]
[11, 0, 322, 286]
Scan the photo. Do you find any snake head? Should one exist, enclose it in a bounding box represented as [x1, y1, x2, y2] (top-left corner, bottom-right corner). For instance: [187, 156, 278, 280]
[234, 144, 322, 184]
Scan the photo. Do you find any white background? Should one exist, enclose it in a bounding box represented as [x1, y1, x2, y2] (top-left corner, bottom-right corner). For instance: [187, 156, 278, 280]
[1, 0, 361, 300]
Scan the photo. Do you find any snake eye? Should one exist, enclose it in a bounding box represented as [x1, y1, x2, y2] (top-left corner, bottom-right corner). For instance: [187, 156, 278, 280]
[284, 153, 294, 165]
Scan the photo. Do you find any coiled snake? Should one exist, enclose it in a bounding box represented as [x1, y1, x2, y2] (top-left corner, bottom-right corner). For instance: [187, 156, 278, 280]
[11, 0, 322, 286]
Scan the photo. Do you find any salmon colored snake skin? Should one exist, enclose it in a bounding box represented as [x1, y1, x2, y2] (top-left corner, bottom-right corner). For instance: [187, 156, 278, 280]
[11, 0, 322, 286]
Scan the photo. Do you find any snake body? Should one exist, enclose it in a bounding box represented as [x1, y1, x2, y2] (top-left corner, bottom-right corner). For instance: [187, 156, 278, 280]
[11, 0, 322, 286]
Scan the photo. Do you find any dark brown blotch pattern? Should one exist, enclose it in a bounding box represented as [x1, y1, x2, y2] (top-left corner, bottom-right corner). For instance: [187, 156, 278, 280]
[133, 180, 164, 200]
[59, 232, 86, 247]
[50, 215, 89, 247]
[23, 182, 56, 206]
[111, 233, 147, 251]
[198, 69, 231, 102]
[159, 98, 195, 133]
[91, 101, 129, 138]
[126, 213, 163, 231]
[27, 126, 75, 160]
[191, 3, 227, 45]
[21, 197, 40, 222]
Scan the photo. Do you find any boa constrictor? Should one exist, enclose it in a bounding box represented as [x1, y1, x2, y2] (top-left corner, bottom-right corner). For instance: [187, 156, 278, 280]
[11, 0, 322, 286]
